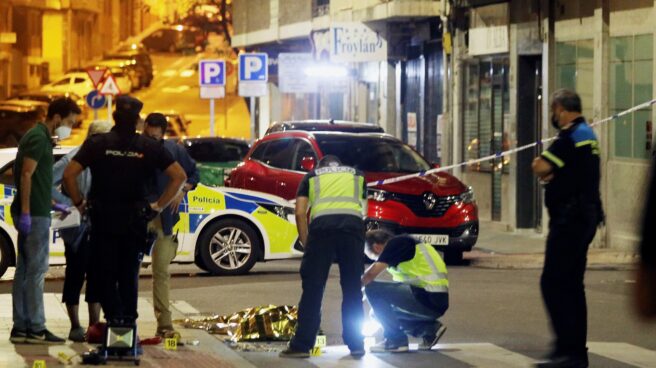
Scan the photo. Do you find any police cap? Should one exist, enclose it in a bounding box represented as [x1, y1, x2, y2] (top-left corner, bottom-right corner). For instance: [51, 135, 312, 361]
[115, 95, 143, 116]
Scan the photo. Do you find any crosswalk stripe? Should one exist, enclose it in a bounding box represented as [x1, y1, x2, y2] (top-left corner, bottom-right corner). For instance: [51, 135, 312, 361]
[310, 346, 398, 368]
[588, 342, 656, 368]
[424, 343, 537, 367]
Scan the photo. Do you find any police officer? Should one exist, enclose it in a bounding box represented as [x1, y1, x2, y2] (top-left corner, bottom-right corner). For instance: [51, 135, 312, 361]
[63, 96, 186, 330]
[280, 155, 367, 358]
[362, 230, 448, 353]
[532, 89, 603, 368]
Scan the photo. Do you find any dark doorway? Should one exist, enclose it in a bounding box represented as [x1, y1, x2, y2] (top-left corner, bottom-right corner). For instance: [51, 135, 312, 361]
[401, 42, 444, 162]
[516, 55, 542, 229]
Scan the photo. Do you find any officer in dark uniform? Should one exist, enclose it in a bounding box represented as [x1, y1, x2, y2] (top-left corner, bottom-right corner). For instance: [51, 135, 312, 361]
[63, 96, 186, 328]
[280, 155, 367, 359]
[532, 89, 603, 368]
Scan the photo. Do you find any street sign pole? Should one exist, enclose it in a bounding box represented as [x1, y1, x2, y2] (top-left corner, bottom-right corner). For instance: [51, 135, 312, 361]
[238, 53, 268, 142]
[250, 97, 256, 142]
[93, 109, 98, 120]
[107, 94, 113, 123]
[199, 60, 226, 136]
[210, 98, 215, 137]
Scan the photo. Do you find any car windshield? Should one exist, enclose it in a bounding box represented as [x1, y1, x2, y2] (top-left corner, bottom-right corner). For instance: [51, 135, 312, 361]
[315, 136, 431, 173]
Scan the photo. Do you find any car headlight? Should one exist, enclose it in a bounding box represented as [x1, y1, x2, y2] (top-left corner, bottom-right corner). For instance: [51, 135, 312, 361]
[367, 189, 388, 202]
[258, 203, 295, 220]
[459, 187, 475, 204]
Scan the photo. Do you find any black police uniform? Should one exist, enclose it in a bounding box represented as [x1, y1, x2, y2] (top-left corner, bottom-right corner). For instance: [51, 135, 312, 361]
[539, 117, 603, 362]
[73, 97, 174, 324]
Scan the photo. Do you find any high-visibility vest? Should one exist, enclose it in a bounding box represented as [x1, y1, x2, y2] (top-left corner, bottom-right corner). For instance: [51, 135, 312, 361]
[387, 243, 449, 293]
[308, 166, 366, 220]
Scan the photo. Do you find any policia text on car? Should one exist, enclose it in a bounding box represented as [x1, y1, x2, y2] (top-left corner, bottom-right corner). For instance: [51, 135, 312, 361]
[63, 96, 186, 360]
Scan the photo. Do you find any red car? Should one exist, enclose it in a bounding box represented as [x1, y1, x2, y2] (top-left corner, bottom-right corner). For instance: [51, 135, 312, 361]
[227, 129, 479, 261]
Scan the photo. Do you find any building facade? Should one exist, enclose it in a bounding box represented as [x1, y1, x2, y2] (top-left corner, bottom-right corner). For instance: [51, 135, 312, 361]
[232, 0, 447, 163]
[444, 0, 655, 252]
[0, 0, 153, 98]
[231, 0, 655, 251]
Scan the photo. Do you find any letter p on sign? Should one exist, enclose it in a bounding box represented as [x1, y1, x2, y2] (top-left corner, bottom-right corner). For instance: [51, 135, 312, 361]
[239, 53, 268, 82]
[199, 60, 226, 86]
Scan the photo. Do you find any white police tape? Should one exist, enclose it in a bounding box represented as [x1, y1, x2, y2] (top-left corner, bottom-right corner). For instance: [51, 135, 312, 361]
[367, 98, 656, 187]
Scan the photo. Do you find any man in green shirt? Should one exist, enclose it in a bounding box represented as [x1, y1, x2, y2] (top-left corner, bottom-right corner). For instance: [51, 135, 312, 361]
[10, 97, 80, 345]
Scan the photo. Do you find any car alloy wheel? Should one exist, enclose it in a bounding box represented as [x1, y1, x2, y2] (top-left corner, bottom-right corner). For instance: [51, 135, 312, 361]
[210, 226, 252, 270]
[198, 218, 261, 275]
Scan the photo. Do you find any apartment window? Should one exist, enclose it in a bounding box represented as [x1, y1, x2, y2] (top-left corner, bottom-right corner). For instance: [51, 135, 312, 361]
[610, 34, 654, 159]
[555, 40, 593, 120]
[313, 0, 330, 17]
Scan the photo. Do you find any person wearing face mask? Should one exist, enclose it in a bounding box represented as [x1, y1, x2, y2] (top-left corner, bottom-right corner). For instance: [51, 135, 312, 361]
[51, 120, 112, 342]
[142, 113, 199, 340]
[531, 89, 604, 368]
[9, 97, 80, 345]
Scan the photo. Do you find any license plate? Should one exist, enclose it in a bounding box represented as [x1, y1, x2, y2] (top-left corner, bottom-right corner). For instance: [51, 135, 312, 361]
[411, 234, 449, 246]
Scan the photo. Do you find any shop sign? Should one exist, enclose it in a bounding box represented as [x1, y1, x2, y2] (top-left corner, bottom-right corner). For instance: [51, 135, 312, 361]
[329, 22, 387, 62]
[468, 26, 509, 56]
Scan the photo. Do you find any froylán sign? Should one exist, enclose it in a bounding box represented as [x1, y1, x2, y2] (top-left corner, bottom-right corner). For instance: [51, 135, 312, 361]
[330, 22, 387, 62]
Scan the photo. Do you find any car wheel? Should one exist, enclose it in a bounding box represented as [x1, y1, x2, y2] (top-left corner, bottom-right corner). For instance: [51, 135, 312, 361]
[198, 218, 261, 275]
[0, 235, 13, 278]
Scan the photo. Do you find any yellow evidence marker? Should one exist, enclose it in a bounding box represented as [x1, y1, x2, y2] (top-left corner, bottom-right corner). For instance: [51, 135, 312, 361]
[165, 338, 178, 351]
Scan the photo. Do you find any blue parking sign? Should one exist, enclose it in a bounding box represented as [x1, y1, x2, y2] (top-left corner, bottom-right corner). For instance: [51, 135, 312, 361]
[239, 53, 268, 82]
[199, 60, 226, 86]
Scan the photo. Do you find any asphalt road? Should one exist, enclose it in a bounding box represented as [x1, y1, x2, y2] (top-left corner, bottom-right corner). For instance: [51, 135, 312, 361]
[2, 261, 652, 367]
[132, 53, 251, 139]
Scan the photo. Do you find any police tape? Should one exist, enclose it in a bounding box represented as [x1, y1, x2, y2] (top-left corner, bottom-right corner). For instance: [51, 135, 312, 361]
[366, 98, 656, 187]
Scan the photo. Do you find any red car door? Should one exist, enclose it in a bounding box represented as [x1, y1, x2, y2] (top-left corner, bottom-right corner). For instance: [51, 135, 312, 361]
[275, 139, 318, 199]
[247, 138, 297, 198]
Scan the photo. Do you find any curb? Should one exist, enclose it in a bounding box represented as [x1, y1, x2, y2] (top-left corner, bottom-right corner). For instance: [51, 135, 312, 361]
[466, 250, 639, 270]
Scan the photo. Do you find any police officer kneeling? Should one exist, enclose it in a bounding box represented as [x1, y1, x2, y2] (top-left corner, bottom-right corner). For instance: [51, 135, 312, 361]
[362, 230, 448, 353]
[63, 96, 186, 350]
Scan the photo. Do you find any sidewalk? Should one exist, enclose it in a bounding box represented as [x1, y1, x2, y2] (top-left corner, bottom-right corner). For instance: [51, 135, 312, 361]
[466, 221, 640, 269]
[0, 294, 244, 367]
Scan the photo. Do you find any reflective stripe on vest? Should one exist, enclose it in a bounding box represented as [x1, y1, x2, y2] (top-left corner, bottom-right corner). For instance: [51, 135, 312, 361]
[387, 243, 449, 293]
[308, 166, 364, 220]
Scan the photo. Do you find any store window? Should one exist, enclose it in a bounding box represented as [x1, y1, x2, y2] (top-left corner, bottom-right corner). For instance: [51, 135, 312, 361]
[610, 34, 653, 159]
[461, 57, 509, 221]
[462, 57, 510, 172]
[555, 40, 594, 120]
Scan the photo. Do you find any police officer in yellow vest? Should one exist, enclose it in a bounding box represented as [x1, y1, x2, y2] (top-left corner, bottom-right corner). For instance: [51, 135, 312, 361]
[362, 230, 449, 353]
[281, 155, 367, 359]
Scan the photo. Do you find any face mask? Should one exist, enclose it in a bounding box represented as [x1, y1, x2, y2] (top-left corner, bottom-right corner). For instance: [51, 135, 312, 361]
[54, 126, 72, 140]
[551, 114, 560, 130]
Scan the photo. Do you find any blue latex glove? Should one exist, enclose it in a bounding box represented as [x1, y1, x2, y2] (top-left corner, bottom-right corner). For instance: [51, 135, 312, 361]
[17, 214, 31, 234]
[52, 203, 71, 214]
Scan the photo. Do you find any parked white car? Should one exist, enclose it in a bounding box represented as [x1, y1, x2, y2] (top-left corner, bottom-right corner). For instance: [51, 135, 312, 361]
[41, 72, 95, 98]
[42, 70, 132, 97]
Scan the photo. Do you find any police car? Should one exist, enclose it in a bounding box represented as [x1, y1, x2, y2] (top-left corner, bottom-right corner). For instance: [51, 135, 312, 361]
[0, 147, 302, 278]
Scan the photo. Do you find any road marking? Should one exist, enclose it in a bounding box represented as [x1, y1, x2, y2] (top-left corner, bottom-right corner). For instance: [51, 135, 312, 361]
[162, 85, 190, 93]
[588, 342, 656, 368]
[309, 345, 398, 368]
[434, 343, 536, 367]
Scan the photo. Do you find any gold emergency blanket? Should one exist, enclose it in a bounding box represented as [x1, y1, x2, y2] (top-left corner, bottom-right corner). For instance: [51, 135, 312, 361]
[174, 305, 297, 342]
